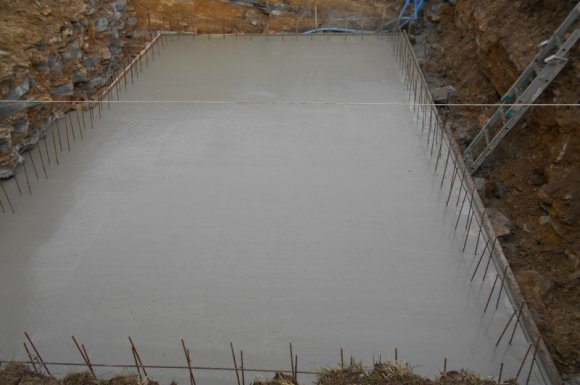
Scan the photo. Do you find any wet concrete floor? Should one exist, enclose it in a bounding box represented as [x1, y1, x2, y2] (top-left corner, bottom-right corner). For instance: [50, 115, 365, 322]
[0, 35, 545, 385]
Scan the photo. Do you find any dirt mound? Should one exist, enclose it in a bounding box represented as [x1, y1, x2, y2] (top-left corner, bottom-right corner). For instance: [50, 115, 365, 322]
[0, 363, 167, 385]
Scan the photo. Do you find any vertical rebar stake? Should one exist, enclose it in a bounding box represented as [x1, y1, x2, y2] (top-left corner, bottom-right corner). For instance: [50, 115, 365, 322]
[23, 342, 39, 373]
[525, 336, 541, 385]
[22, 158, 32, 195]
[484, 274, 500, 313]
[240, 350, 246, 385]
[1, 181, 15, 213]
[495, 265, 509, 310]
[508, 301, 526, 345]
[24, 332, 51, 376]
[230, 343, 241, 385]
[516, 343, 533, 380]
[37, 145, 48, 179]
[496, 303, 521, 346]
[289, 343, 295, 378]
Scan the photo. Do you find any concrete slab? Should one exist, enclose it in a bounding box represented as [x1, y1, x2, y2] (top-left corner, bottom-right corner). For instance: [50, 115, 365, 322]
[0, 35, 545, 385]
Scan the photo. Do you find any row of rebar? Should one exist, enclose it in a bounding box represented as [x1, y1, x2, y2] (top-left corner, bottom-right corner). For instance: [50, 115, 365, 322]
[390, 31, 553, 385]
[0, 30, 166, 215]
[11, 332, 526, 384]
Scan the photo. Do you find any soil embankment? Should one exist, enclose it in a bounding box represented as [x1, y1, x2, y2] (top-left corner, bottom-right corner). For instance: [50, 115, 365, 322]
[417, 1, 579, 380]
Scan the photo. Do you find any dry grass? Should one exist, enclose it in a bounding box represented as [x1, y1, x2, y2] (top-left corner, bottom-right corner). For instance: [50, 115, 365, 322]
[1, 361, 514, 385]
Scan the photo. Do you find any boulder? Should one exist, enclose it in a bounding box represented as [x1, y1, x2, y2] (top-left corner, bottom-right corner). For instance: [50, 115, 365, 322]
[431, 85, 456, 103]
[2, 78, 30, 100]
[95, 18, 110, 33]
[72, 69, 89, 83]
[485, 207, 511, 237]
[62, 41, 82, 62]
[51, 83, 74, 97]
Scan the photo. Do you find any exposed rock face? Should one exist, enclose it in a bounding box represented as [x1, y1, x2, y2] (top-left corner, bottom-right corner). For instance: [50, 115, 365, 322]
[420, 0, 579, 378]
[0, 0, 140, 177]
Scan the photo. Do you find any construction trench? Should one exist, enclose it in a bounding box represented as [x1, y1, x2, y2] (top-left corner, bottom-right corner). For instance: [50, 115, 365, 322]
[0, 32, 563, 385]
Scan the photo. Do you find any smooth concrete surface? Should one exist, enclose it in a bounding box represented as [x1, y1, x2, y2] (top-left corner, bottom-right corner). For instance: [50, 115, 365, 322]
[0, 35, 544, 385]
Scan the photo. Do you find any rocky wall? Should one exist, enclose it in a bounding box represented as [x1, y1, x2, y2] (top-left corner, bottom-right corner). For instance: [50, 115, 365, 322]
[0, 0, 141, 178]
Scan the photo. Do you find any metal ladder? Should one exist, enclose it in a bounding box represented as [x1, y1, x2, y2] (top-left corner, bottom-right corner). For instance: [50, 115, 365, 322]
[463, 2, 580, 174]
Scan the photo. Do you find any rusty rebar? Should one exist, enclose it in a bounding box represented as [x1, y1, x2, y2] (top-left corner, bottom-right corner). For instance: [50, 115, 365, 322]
[498, 362, 504, 384]
[181, 339, 197, 385]
[23, 342, 39, 373]
[128, 337, 148, 376]
[516, 343, 533, 380]
[508, 301, 526, 345]
[43, 137, 51, 165]
[51, 127, 60, 165]
[37, 145, 47, 179]
[496, 302, 523, 346]
[294, 354, 298, 382]
[471, 237, 491, 281]
[28, 152, 39, 180]
[230, 343, 241, 385]
[482, 238, 498, 282]
[0, 181, 15, 213]
[0, 191, 6, 214]
[445, 165, 459, 205]
[55, 120, 63, 152]
[13, 173, 23, 195]
[496, 265, 509, 310]
[484, 274, 500, 313]
[131, 347, 142, 381]
[24, 332, 51, 376]
[289, 343, 295, 378]
[240, 350, 245, 385]
[71, 336, 96, 378]
[68, 113, 76, 140]
[462, 206, 475, 252]
[22, 158, 32, 195]
[525, 336, 541, 385]
[64, 117, 71, 152]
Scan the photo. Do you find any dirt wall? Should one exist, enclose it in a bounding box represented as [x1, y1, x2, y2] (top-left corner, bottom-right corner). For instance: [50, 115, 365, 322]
[420, 0, 579, 380]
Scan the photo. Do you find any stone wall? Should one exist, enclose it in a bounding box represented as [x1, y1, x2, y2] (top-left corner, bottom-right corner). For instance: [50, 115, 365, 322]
[0, 0, 141, 178]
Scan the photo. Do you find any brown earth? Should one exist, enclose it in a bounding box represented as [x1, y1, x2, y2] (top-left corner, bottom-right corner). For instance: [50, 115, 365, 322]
[0, 363, 166, 385]
[418, 0, 579, 380]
